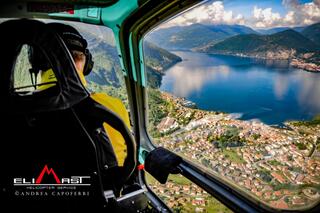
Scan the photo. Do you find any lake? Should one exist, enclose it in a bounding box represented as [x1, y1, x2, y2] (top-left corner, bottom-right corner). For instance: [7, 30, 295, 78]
[160, 51, 320, 125]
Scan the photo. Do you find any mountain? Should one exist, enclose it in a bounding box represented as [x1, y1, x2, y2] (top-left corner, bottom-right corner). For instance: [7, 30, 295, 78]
[67, 21, 117, 47]
[203, 29, 319, 60]
[144, 41, 182, 72]
[144, 41, 182, 88]
[57, 25, 181, 92]
[86, 37, 122, 88]
[82, 33, 181, 90]
[147, 26, 183, 49]
[256, 27, 291, 35]
[146, 23, 257, 50]
[301, 22, 320, 46]
[293, 26, 306, 33]
[212, 24, 257, 35]
[256, 26, 305, 35]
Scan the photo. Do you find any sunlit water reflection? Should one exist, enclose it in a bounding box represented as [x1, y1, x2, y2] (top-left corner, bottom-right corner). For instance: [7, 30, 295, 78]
[160, 51, 320, 125]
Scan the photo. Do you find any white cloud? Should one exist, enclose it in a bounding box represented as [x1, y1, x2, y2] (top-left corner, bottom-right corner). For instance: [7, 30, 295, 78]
[160, 0, 320, 29]
[162, 1, 245, 28]
[284, 11, 296, 24]
[252, 6, 282, 28]
[282, 0, 320, 26]
[283, 0, 300, 8]
[250, 0, 320, 28]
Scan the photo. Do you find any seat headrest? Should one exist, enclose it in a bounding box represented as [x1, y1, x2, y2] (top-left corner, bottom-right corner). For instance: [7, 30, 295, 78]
[0, 19, 89, 113]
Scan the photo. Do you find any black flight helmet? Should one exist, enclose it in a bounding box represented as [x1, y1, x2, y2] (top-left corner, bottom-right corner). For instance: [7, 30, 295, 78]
[47, 23, 94, 76]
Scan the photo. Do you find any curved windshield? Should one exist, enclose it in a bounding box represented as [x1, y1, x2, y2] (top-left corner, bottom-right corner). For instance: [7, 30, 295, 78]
[144, 0, 320, 211]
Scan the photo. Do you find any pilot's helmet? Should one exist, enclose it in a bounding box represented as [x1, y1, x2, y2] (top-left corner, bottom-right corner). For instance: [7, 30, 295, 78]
[48, 23, 94, 76]
[28, 23, 94, 89]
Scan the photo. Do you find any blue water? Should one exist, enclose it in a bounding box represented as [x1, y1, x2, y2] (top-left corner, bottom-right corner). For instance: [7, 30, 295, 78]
[160, 51, 320, 125]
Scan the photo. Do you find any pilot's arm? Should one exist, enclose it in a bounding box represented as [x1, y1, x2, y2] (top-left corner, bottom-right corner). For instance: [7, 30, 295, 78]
[90, 93, 131, 167]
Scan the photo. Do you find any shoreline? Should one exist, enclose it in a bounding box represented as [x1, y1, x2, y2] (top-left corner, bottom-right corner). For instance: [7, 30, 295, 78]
[290, 58, 320, 73]
[157, 51, 319, 127]
[187, 50, 320, 73]
[164, 91, 312, 128]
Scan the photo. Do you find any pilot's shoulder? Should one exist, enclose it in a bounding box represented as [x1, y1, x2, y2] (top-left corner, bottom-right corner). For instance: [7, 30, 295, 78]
[90, 93, 128, 120]
[90, 92, 130, 128]
[90, 92, 126, 114]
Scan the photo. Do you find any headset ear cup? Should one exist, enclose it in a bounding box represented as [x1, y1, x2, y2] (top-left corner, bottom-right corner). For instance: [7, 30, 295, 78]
[83, 49, 94, 76]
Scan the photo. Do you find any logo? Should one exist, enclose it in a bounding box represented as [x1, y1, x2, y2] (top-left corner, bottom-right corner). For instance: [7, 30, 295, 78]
[36, 165, 61, 184]
[13, 164, 91, 197]
[14, 164, 91, 186]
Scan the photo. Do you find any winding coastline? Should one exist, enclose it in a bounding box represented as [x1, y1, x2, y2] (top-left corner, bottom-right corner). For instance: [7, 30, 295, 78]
[160, 51, 320, 125]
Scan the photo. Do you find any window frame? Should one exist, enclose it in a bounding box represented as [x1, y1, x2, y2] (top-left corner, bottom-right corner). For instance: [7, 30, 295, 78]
[121, 0, 320, 212]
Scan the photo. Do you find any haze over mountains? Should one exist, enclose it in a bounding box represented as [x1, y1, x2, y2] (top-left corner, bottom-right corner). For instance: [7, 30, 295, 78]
[256, 26, 305, 35]
[147, 24, 257, 50]
[147, 22, 319, 51]
[146, 22, 320, 71]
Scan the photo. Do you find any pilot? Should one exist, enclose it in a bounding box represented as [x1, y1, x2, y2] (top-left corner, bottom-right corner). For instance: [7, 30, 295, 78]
[30, 23, 130, 167]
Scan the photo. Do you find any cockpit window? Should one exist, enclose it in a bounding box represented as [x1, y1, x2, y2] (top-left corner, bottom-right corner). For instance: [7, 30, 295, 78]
[144, 0, 320, 211]
[73, 22, 130, 109]
[13, 44, 52, 92]
[10, 19, 129, 110]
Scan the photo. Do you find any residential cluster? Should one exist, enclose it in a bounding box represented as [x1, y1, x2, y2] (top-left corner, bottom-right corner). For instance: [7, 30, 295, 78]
[151, 92, 320, 210]
[150, 178, 209, 212]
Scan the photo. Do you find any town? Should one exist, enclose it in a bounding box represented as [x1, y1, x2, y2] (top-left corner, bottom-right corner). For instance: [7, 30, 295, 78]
[147, 173, 231, 213]
[148, 91, 320, 211]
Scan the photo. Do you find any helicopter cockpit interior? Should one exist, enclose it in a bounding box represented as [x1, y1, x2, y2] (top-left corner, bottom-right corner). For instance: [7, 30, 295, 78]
[1, 1, 320, 213]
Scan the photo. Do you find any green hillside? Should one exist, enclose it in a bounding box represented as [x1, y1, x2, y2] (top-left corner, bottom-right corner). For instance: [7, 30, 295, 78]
[205, 29, 319, 59]
[84, 34, 181, 99]
[144, 41, 182, 72]
[301, 22, 320, 46]
[144, 41, 182, 88]
[70, 23, 181, 91]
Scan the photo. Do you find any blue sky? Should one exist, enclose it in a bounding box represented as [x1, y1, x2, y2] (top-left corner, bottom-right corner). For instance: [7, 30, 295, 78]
[224, 0, 312, 16]
[165, 0, 320, 29]
[224, 0, 288, 17]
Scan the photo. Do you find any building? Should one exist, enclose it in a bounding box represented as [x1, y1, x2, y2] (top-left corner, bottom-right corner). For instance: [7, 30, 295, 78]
[157, 117, 179, 133]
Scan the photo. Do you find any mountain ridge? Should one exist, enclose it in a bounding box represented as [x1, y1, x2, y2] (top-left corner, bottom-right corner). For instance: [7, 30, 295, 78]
[147, 23, 258, 50]
[203, 29, 318, 56]
[75, 27, 182, 91]
[199, 28, 320, 71]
